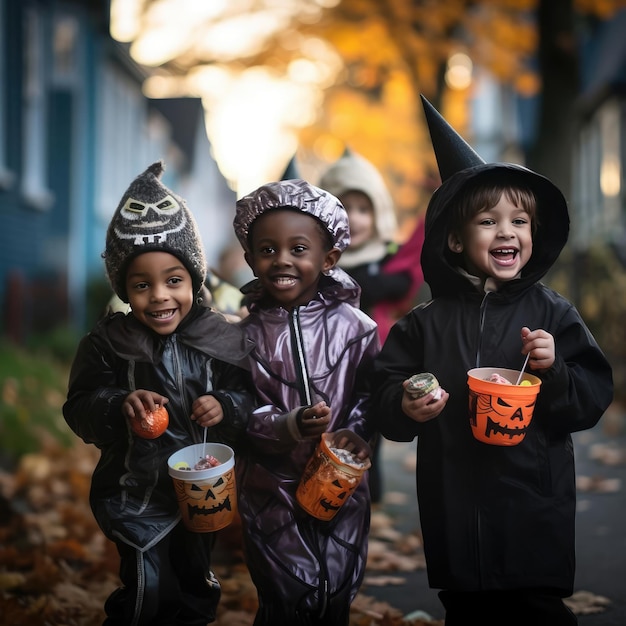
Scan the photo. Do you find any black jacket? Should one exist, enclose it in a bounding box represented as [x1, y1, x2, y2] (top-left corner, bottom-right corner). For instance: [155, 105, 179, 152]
[63, 305, 255, 548]
[372, 164, 613, 595]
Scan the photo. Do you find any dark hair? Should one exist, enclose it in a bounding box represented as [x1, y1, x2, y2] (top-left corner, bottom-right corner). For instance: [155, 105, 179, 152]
[247, 207, 335, 252]
[450, 179, 538, 237]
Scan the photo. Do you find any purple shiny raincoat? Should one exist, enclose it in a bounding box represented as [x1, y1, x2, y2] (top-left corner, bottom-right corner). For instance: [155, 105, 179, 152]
[234, 178, 380, 622]
[236, 267, 379, 622]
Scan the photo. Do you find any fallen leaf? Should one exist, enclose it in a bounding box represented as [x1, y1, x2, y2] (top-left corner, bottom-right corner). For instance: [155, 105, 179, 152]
[565, 589, 612, 615]
[576, 475, 622, 493]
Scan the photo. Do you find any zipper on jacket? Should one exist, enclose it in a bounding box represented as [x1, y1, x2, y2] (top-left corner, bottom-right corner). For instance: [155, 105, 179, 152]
[475, 508, 483, 587]
[301, 518, 331, 618]
[290, 311, 332, 617]
[476, 292, 492, 368]
[475, 291, 493, 584]
[290, 308, 313, 406]
[171, 335, 190, 418]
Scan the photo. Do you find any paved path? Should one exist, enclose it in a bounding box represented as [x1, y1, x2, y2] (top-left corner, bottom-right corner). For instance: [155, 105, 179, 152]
[369, 410, 626, 625]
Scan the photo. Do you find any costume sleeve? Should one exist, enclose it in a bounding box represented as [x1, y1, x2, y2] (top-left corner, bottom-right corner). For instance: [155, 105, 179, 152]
[370, 311, 424, 442]
[245, 403, 309, 454]
[350, 263, 412, 310]
[534, 301, 613, 435]
[340, 326, 380, 443]
[371, 221, 426, 343]
[209, 361, 257, 447]
[62, 332, 129, 446]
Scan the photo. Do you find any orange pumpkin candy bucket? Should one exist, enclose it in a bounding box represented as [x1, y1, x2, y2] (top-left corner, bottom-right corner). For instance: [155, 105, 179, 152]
[296, 430, 371, 521]
[467, 367, 541, 446]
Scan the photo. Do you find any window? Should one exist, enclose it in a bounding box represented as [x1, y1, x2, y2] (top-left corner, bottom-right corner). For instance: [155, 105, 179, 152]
[21, 7, 54, 210]
[0, 0, 14, 189]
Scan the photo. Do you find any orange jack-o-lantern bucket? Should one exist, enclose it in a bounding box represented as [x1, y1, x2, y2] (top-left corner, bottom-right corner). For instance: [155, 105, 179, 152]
[168, 443, 237, 532]
[467, 367, 541, 446]
[296, 431, 371, 521]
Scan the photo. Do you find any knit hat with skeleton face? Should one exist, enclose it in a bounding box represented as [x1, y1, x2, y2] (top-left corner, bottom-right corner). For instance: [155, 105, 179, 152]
[103, 161, 206, 303]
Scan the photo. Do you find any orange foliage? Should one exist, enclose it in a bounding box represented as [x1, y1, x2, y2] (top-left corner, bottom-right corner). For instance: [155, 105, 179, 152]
[134, 0, 626, 235]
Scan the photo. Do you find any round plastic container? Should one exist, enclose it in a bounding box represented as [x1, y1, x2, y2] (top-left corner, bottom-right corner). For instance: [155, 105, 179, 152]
[296, 431, 371, 521]
[168, 442, 236, 532]
[467, 367, 541, 446]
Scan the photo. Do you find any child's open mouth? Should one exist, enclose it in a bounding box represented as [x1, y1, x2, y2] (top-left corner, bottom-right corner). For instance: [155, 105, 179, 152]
[491, 248, 518, 265]
[272, 276, 297, 288]
[150, 309, 176, 320]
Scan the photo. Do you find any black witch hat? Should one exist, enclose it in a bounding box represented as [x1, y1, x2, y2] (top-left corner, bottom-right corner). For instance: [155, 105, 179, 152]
[280, 154, 301, 181]
[420, 95, 485, 182]
[419, 94, 570, 294]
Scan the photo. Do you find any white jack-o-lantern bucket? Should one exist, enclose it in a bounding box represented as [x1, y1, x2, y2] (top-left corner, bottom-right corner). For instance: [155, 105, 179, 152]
[168, 443, 236, 532]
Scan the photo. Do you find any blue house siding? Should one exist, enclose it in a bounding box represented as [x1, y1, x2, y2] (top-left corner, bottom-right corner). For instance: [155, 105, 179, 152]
[0, 1, 96, 337]
[1, 0, 231, 340]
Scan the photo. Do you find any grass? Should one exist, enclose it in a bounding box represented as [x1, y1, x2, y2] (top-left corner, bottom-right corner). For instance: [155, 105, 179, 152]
[0, 339, 76, 468]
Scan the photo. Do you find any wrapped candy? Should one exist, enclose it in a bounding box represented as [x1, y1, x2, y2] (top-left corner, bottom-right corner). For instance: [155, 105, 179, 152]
[194, 455, 221, 470]
[486, 373, 512, 385]
[406, 372, 442, 399]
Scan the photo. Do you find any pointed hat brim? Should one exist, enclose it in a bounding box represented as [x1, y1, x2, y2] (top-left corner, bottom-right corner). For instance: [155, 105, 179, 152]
[421, 95, 485, 182]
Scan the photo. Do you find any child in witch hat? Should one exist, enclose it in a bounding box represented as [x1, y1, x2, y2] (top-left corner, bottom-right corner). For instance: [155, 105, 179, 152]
[370, 97, 613, 625]
[63, 161, 255, 625]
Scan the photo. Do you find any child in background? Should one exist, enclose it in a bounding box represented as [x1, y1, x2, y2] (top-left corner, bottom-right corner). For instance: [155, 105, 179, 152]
[63, 161, 255, 626]
[319, 149, 425, 504]
[318, 148, 424, 344]
[371, 98, 613, 626]
[233, 179, 379, 625]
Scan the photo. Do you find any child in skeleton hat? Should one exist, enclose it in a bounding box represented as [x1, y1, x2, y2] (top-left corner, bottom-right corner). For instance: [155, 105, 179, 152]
[233, 178, 379, 625]
[370, 98, 613, 626]
[63, 161, 255, 625]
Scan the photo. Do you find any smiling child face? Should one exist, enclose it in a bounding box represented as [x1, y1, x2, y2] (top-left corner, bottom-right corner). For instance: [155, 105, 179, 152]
[449, 192, 533, 285]
[246, 209, 340, 310]
[126, 251, 194, 334]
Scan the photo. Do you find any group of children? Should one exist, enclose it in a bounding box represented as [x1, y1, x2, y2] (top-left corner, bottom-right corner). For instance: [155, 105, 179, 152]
[63, 98, 613, 626]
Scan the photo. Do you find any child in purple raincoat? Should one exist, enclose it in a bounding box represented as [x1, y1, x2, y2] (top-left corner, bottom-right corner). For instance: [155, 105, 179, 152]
[233, 179, 380, 625]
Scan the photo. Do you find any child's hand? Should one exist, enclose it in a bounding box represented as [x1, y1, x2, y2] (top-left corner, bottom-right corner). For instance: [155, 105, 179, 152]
[123, 390, 168, 421]
[191, 395, 224, 428]
[521, 326, 555, 372]
[331, 430, 371, 461]
[401, 382, 448, 423]
[298, 401, 331, 438]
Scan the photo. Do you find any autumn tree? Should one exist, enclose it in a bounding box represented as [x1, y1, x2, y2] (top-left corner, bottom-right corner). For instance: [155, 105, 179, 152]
[125, 0, 624, 227]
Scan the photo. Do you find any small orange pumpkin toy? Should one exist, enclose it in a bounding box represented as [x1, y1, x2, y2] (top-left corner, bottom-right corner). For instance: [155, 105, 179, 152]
[130, 404, 169, 439]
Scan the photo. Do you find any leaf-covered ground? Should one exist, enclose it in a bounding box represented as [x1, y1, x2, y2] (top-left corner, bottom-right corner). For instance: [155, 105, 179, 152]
[0, 434, 618, 626]
[0, 438, 437, 626]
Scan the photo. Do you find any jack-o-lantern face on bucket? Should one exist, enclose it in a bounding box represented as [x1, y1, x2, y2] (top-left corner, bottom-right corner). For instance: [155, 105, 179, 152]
[467, 368, 542, 446]
[182, 472, 231, 502]
[469, 390, 536, 445]
[317, 473, 359, 516]
[172, 467, 237, 532]
[296, 433, 371, 521]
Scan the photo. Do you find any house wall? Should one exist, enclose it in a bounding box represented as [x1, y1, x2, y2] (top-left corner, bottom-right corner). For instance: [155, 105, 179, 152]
[0, 0, 233, 341]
